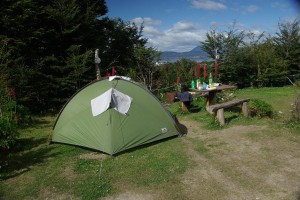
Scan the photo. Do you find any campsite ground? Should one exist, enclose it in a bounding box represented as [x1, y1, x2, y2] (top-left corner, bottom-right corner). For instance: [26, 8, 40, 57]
[103, 118, 300, 200]
[0, 87, 300, 200]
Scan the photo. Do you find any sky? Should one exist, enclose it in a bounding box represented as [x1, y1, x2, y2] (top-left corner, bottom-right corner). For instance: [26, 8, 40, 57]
[105, 0, 300, 52]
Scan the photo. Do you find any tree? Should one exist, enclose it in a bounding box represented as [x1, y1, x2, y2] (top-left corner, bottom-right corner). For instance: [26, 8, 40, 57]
[131, 45, 161, 91]
[0, 0, 108, 112]
[65, 45, 93, 90]
[98, 18, 148, 73]
[200, 25, 247, 87]
[200, 22, 291, 88]
[201, 30, 223, 60]
[274, 19, 300, 79]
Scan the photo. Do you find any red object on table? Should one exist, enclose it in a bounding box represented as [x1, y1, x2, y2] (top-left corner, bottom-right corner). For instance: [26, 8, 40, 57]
[203, 64, 207, 79]
[214, 61, 218, 79]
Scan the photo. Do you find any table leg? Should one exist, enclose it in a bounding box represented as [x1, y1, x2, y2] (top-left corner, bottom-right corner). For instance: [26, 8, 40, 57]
[206, 91, 217, 111]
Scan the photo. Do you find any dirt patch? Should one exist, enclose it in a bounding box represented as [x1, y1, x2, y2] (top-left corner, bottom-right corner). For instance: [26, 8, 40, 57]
[103, 191, 157, 200]
[63, 166, 75, 181]
[178, 118, 300, 200]
[79, 152, 108, 160]
[100, 118, 300, 200]
[25, 187, 80, 200]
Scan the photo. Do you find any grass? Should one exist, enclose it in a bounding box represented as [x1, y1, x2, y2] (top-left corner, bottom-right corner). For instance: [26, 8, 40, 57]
[167, 86, 300, 128]
[1, 86, 300, 199]
[188, 137, 227, 159]
[0, 116, 190, 199]
[235, 86, 300, 119]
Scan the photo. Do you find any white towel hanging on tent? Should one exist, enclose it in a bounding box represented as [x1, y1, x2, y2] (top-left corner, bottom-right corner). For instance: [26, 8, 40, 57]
[91, 88, 132, 117]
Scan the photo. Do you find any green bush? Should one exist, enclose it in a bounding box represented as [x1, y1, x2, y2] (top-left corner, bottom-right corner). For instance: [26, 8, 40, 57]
[292, 94, 300, 120]
[0, 100, 19, 151]
[285, 94, 300, 133]
[248, 99, 273, 118]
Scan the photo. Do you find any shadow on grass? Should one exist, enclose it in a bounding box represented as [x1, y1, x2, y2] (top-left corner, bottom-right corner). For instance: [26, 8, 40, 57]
[0, 145, 59, 180]
[224, 107, 243, 124]
[225, 115, 239, 124]
[29, 117, 53, 129]
[189, 105, 202, 113]
[16, 137, 48, 152]
[1, 116, 59, 180]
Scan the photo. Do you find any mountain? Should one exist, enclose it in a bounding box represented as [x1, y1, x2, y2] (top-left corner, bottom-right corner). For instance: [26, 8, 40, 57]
[160, 46, 211, 63]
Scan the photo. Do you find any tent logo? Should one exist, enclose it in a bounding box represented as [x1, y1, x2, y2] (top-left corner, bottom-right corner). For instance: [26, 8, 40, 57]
[161, 128, 168, 134]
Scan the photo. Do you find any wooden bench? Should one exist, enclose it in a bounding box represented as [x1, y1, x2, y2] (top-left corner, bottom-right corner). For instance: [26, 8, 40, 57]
[207, 98, 250, 125]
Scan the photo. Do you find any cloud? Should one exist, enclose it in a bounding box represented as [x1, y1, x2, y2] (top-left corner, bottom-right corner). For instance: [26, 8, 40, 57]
[131, 17, 162, 26]
[271, 2, 289, 10]
[139, 20, 207, 52]
[245, 5, 259, 13]
[172, 21, 198, 32]
[190, 0, 227, 10]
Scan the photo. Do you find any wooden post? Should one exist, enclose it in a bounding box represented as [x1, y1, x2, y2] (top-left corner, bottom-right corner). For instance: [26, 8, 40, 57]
[242, 102, 248, 117]
[217, 108, 225, 125]
[95, 49, 101, 80]
[96, 65, 101, 80]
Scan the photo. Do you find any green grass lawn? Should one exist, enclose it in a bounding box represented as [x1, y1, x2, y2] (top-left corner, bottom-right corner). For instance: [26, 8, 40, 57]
[0, 115, 190, 199]
[168, 86, 300, 128]
[0, 86, 299, 199]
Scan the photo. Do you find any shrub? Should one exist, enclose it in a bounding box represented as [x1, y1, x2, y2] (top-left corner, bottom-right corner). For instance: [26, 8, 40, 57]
[0, 100, 19, 151]
[285, 94, 300, 133]
[248, 99, 273, 118]
[292, 94, 300, 120]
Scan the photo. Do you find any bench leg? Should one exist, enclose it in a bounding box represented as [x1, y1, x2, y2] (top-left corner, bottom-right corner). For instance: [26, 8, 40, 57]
[181, 102, 189, 112]
[242, 102, 248, 117]
[217, 108, 225, 125]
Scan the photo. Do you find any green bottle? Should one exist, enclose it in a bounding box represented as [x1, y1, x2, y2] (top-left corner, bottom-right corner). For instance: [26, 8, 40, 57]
[191, 80, 195, 89]
[209, 73, 213, 85]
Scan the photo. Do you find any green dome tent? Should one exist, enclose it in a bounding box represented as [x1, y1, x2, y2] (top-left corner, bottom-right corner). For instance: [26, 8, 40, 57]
[51, 78, 180, 155]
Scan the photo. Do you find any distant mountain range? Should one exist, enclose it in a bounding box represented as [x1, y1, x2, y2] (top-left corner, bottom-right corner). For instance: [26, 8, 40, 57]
[160, 46, 211, 63]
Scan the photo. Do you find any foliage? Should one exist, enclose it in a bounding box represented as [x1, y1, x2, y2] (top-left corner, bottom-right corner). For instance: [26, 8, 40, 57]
[0, 38, 19, 151]
[200, 20, 299, 88]
[0, 100, 19, 151]
[132, 44, 161, 91]
[201, 30, 223, 59]
[285, 94, 300, 133]
[158, 59, 200, 92]
[248, 99, 273, 118]
[0, 86, 30, 151]
[64, 45, 93, 90]
[1, 0, 299, 117]
[245, 36, 287, 87]
[274, 19, 300, 77]
[0, 0, 151, 113]
[292, 94, 300, 120]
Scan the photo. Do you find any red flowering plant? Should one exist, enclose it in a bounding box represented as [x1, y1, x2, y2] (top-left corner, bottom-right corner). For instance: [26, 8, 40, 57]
[0, 85, 19, 151]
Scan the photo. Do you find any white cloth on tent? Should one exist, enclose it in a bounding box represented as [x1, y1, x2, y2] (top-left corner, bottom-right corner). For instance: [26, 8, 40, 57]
[91, 88, 132, 117]
[108, 76, 131, 81]
[111, 89, 132, 115]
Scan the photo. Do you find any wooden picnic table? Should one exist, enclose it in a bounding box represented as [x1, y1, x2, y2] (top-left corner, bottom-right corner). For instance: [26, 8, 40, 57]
[190, 84, 237, 111]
